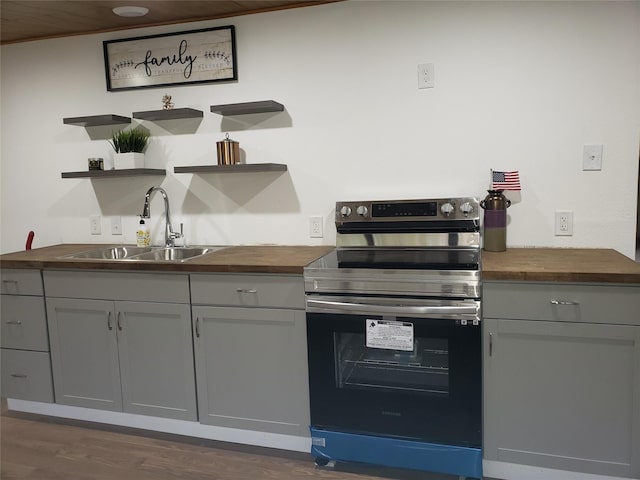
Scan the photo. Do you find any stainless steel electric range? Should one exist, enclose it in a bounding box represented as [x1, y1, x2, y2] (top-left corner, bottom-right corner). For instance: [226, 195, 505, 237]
[304, 197, 482, 479]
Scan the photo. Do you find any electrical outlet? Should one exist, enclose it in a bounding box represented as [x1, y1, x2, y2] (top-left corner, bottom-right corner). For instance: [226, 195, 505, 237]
[554, 211, 573, 236]
[583, 145, 603, 171]
[111, 216, 122, 235]
[310, 216, 323, 238]
[90, 215, 101, 235]
[418, 63, 435, 89]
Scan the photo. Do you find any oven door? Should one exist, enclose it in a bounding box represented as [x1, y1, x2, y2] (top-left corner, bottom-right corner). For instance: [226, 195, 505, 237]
[306, 295, 481, 448]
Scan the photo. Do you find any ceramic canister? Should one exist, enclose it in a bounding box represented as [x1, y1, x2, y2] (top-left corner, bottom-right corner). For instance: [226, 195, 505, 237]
[480, 190, 511, 252]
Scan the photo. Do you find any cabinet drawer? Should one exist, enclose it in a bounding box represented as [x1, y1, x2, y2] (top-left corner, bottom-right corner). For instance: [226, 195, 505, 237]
[483, 282, 640, 325]
[0, 269, 43, 296]
[1, 295, 49, 351]
[191, 274, 304, 309]
[1, 349, 54, 403]
[43, 270, 189, 303]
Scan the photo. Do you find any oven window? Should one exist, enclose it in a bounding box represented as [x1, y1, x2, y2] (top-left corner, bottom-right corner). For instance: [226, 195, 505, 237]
[334, 332, 449, 396]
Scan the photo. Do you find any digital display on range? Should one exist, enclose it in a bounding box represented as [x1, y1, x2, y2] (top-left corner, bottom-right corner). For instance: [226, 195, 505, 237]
[372, 202, 438, 217]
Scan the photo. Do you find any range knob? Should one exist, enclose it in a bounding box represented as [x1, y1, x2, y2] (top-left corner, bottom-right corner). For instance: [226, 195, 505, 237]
[459, 202, 474, 216]
[356, 205, 369, 217]
[339, 205, 352, 217]
[440, 202, 455, 217]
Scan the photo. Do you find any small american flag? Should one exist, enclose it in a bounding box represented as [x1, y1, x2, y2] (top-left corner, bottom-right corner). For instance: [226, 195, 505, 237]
[492, 170, 521, 191]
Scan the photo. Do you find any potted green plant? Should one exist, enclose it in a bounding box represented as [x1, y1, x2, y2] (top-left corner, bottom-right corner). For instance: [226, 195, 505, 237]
[109, 128, 150, 169]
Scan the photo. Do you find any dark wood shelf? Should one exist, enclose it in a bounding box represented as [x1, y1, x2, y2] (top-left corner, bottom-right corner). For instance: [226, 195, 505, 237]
[174, 164, 287, 174]
[210, 101, 284, 116]
[63, 115, 131, 127]
[133, 108, 203, 121]
[61, 169, 166, 179]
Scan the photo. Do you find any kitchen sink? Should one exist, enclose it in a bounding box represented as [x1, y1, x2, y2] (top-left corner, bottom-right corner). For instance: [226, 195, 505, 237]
[61, 246, 154, 260]
[131, 247, 218, 262]
[60, 246, 224, 262]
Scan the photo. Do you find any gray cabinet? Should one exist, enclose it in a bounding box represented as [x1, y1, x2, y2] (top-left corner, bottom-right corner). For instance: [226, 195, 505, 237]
[46, 298, 121, 411]
[0, 269, 54, 403]
[44, 271, 196, 420]
[191, 274, 310, 436]
[117, 301, 196, 420]
[483, 281, 640, 479]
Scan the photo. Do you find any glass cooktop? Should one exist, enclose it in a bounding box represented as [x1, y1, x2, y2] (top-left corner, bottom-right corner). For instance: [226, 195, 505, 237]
[308, 249, 480, 271]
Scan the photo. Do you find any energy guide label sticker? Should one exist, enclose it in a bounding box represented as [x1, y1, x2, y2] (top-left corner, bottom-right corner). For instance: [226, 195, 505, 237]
[366, 319, 414, 351]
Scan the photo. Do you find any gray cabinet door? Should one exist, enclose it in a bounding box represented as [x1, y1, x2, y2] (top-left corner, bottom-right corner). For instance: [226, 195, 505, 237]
[116, 301, 197, 421]
[483, 318, 640, 478]
[193, 306, 310, 436]
[46, 298, 122, 411]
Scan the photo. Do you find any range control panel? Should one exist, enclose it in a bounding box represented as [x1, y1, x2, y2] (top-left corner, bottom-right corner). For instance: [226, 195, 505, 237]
[335, 197, 480, 225]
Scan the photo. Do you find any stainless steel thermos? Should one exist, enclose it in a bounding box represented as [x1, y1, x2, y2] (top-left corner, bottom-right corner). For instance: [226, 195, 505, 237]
[216, 133, 240, 165]
[480, 190, 511, 252]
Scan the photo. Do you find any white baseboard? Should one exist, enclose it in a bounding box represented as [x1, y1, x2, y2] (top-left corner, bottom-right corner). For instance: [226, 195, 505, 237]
[7, 399, 311, 454]
[483, 460, 638, 480]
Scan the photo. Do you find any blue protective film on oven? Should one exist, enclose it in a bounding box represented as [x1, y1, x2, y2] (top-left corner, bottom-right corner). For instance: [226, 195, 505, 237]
[310, 427, 482, 479]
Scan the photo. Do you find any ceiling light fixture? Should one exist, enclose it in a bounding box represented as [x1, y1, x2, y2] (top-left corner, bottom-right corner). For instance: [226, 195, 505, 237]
[112, 6, 149, 17]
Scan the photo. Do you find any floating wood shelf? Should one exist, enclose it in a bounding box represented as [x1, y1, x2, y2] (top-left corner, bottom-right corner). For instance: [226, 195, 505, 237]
[174, 164, 287, 174]
[132, 108, 204, 121]
[61, 169, 166, 179]
[210, 101, 284, 116]
[63, 115, 131, 127]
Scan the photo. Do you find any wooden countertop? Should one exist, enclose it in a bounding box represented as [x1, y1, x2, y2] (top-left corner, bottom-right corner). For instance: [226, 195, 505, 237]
[0, 244, 335, 275]
[482, 248, 640, 284]
[2, 244, 639, 283]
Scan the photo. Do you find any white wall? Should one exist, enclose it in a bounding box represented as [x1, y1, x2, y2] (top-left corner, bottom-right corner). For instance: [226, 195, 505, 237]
[1, 1, 639, 257]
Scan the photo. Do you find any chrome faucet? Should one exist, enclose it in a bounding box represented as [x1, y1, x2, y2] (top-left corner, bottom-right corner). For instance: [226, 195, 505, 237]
[140, 186, 183, 247]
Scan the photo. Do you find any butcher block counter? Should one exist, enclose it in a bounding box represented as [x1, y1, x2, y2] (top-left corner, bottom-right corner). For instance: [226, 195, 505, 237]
[0, 244, 335, 274]
[2, 244, 639, 282]
[482, 247, 640, 284]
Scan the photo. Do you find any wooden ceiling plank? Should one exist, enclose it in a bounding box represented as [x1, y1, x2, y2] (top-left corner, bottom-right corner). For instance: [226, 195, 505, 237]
[0, 0, 343, 44]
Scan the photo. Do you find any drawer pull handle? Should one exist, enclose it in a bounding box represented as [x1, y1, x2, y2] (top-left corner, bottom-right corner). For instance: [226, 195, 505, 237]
[550, 300, 579, 306]
[2, 280, 18, 284]
[5, 320, 22, 325]
[489, 333, 493, 357]
[10, 373, 28, 378]
[236, 288, 257, 294]
[195, 317, 200, 338]
[107, 312, 113, 331]
[117, 312, 123, 331]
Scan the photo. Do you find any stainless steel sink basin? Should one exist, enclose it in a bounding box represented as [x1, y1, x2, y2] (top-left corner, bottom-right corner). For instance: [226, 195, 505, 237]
[60, 246, 224, 262]
[131, 247, 218, 262]
[61, 246, 154, 260]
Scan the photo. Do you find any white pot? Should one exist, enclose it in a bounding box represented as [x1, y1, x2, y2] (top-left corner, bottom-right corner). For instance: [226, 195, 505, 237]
[113, 152, 145, 169]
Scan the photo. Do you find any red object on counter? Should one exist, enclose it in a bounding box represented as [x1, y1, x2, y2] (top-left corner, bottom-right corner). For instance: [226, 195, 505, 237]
[25, 231, 34, 250]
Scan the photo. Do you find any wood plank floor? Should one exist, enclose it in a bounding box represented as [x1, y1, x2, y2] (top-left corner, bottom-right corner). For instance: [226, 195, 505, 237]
[1, 400, 456, 480]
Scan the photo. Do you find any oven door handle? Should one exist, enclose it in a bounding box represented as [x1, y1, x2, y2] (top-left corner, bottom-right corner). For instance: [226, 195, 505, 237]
[306, 298, 478, 317]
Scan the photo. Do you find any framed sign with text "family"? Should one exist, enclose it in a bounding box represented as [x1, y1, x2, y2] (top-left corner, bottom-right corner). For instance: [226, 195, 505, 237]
[103, 25, 237, 91]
